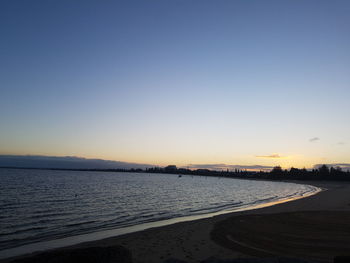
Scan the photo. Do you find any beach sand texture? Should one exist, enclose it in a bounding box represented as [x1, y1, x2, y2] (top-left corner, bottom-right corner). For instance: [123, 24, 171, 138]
[3, 181, 350, 263]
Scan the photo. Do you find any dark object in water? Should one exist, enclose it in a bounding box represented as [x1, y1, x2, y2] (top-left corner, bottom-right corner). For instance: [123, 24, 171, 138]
[10, 246, 132, 263]
[178, 175, 182, 178]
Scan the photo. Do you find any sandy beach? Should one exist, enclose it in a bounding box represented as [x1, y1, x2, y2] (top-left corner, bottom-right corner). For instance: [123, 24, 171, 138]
[3, 180, 350, 263]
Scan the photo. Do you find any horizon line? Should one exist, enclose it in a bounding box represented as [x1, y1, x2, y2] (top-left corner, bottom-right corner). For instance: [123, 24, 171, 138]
[0, 154, 349, 171]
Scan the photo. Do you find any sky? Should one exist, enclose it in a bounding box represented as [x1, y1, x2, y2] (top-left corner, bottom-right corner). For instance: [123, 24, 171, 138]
[1, 0, 349, 169]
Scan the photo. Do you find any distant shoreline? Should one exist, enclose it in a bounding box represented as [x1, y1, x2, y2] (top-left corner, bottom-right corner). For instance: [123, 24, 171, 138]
[1, 164, 350, 182]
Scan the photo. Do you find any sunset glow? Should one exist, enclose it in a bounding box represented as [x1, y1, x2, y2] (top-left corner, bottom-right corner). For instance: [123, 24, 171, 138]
[1, 0, 349, 170]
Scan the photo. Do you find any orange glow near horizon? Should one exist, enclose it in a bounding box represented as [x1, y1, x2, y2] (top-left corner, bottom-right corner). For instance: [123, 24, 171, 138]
[0, 149, 342, 171]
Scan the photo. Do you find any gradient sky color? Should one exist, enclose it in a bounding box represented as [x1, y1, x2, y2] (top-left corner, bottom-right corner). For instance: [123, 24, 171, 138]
[1, 0, 349, 169]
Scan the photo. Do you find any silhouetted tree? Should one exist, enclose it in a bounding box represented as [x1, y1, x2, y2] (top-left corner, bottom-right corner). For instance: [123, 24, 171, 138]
[271, 166, 284, 179]
[318, 164, 330, 178]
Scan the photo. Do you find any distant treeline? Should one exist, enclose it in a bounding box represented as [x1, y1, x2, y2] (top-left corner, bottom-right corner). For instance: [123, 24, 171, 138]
[145, 164, 350, 181]
[1, 164, 350, 181]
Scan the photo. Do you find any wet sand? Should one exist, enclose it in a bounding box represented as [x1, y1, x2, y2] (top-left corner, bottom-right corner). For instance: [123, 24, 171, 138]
[3, 181, 350, 263]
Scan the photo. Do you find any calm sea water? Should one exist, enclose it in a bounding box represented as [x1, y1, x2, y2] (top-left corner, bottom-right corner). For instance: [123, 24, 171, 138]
[0, 168, 319, 255]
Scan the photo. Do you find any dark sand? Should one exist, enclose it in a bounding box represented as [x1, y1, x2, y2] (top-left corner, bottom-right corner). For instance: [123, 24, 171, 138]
[3, 181, 350, 263]
[212, 211, 350, 262]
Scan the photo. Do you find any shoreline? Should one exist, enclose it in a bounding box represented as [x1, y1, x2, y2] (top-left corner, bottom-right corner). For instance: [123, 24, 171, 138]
[0, 180, 334, 262]
[95, 179, 349, 263]
[0, 181, 320, 260]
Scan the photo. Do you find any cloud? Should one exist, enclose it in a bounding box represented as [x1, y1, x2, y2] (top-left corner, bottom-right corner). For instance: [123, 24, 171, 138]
[309, 137, 320, 142]
[184, 163, 274, 171]
[255, 154, 283, 159]
[337, 142, 346, 145]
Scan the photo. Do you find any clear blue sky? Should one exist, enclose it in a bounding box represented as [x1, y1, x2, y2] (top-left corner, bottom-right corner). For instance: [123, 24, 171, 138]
[1, 0, 349, 168]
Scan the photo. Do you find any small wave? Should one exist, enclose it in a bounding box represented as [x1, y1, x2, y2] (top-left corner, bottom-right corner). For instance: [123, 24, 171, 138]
[249, 196, 279, 205]
[0, 226, 46, 237]
[187, 202, 243, 214]
[65, 220, 97, 228]
[27, 211, 72, 220]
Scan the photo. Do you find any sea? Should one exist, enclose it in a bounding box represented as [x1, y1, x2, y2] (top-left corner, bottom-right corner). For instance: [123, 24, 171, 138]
[0, 168, 320, 259]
